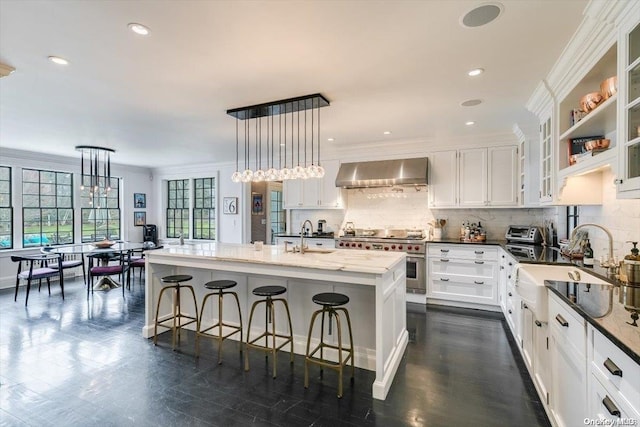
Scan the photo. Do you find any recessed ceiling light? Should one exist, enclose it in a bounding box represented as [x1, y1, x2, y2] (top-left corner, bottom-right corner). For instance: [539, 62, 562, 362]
[128, 23, 150, 35]
[461, 99, 483, 107]
[461, 3, 503, 28]
[48, 56, 69, 65]
[383, 131, 392, 135]
[327, 138, 335, 142]
[465, 121, 475, 126]
[468, 68, 484, 77]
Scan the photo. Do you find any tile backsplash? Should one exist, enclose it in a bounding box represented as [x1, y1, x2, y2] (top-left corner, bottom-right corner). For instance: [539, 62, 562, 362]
[291, 187, 548, 240]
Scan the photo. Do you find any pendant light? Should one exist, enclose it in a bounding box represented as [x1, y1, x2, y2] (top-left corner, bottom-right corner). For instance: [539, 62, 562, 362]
[227, 94, 329, 182]
[75, 145, 115, 195]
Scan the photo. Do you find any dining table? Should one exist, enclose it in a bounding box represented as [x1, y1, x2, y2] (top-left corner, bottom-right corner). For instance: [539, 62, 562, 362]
[44, 242, 145, 290]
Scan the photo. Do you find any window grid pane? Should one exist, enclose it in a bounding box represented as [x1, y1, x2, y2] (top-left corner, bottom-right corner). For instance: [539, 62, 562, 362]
[192, 178, 215, 240]
[22, 168, 74, 246]
[0, 166, 12, 249]
[167, 179, 190, 238]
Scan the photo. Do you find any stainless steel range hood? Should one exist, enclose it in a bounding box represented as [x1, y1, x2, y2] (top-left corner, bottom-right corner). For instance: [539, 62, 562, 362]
[335, 157, 428, 188]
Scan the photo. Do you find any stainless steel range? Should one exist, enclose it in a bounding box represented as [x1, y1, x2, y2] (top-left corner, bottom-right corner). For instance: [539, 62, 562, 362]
[337, 229, 426, 294]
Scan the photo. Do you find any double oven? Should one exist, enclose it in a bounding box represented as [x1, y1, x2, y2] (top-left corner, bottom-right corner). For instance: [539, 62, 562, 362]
[337, 229, 426, 294]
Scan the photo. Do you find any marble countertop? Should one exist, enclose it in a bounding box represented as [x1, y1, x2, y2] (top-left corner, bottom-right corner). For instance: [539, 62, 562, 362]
[546, 280, 640, 364]
[146, 242, 405, 275]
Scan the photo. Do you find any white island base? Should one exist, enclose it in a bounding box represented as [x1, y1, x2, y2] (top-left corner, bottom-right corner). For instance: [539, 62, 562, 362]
[144, 243, 407, 400]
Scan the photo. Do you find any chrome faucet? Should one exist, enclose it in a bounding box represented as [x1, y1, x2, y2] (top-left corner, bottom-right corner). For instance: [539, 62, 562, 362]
[300, 220, 314, 254]
[570, 223, 614, 266]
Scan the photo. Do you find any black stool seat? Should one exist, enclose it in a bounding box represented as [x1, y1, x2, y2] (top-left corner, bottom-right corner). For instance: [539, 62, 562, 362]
[161, 274, 193, 284]
[252, 285, 286, 297]
[204, 280, 237, 290]
[312, 292, 349, 307]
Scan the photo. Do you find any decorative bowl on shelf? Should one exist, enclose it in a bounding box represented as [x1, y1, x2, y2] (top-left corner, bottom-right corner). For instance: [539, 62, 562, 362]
[93, 240, 116, 248]
[600, 76, 617, 100]
[584, 138, 610, 151]
[580, 91, 604, 113]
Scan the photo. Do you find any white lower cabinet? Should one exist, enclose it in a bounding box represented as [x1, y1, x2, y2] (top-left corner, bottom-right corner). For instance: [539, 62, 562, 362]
[548, 293, 587, 427]
[588, 325, 640, 420]
[427, 244, 498, 307]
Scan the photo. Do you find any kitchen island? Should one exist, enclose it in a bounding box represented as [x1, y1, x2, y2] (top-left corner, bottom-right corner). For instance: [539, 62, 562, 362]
[143, 242, 407, 400]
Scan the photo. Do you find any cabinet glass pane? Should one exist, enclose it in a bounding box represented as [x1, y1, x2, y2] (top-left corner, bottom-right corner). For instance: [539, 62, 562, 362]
[629, 23, 640, 66]
[629, 62, 640, 103]
[629, 142, 640, 179]
[629, 103, 640, 140]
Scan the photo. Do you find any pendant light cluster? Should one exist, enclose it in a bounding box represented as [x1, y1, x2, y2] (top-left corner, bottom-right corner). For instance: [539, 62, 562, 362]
[227, 93, 330, 183]
[75, 145, 114, 197]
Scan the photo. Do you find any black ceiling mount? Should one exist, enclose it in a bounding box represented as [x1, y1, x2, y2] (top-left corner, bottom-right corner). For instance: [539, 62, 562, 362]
[226, 93, 330, 120]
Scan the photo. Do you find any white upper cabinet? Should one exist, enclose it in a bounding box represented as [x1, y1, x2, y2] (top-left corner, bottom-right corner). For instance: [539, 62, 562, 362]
[283, 159, 345, 209]
[428, 150, 457, 208]
[458, 148, 488, 207]
[488, 146, 518, 206]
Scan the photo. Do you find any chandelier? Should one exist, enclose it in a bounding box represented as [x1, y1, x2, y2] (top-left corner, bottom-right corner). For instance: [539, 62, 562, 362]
[227, 93, 330, 183]
[75, 145, 114, 196]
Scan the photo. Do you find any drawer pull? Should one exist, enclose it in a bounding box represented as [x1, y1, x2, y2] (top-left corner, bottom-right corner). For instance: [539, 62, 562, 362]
[555, 314, 569, 327]
[474, 261, 484, 265]
[534, 320, 542, 327]
[440, 259, 449, 262]
[440, 249, 449, 253]
[474, 250, 484, 254]
[602, 395, 621, 417]
[508, 262, 513, 266]
[508, 292, 512, 297]
[440, 278, 450, 282]
[604, 358, 623, 377]
[508, 309, 512, 314]
[474, 280, 484, 285]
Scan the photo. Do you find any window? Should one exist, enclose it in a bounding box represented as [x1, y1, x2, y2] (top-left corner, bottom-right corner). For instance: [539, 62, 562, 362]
[22, 168, 73, 247]
[0, 166, 12, 249]
[80, 176, 120, 242]
[167, 179, 189, 238]
[193, 177, 216, 240]
[270, 189, 285, 241]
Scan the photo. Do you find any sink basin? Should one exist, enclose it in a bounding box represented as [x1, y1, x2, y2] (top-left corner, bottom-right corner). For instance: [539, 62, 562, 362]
[516, 264, 611, 322]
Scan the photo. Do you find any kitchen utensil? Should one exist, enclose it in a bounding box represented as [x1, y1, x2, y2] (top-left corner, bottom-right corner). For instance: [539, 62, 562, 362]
[600, 76, 617, 99]
[344, 222, 355, 236]
[317, 219, 326, 234]
[623, 241, 640, 285]
[580, 92, 604, 113]
[439, 219, 447, 228]
[619, 283, 640, 311]
[584, 138, 610, 151]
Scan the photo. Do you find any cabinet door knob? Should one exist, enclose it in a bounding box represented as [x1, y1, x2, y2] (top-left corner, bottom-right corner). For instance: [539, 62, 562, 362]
[604, 358, 623, 377]
[613, 179, 623, 185]
[508, 292, 512, 297]
[534, 320, 542, 327]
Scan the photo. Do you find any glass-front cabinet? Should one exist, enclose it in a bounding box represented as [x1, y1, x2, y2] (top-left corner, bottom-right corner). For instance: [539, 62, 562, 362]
[618, 19, 640, 197]
[540, 114, 554, 203]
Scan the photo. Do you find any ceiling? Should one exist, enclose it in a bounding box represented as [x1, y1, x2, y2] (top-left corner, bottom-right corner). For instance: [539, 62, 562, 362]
[0, 0, 588, 169]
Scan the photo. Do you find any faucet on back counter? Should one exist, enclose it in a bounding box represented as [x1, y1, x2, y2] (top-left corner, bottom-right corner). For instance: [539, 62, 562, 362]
[300, 220, 314, 254]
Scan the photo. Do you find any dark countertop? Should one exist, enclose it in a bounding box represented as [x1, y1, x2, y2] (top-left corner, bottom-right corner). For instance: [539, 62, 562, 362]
[546, 280, 640, 365]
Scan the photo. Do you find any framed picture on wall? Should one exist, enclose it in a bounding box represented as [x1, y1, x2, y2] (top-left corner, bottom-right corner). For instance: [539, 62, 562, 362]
[134, 211, 146, 226]
[223, 197, 238, 214]
[251, 193, 263, 215]
[134, 193, 146, 208]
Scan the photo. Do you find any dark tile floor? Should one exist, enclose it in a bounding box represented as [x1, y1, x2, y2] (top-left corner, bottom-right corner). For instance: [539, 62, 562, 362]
[0, 277, 550, 426]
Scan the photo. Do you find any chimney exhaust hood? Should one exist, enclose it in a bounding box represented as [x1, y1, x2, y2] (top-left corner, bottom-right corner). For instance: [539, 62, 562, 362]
[335, 157, 428, 188]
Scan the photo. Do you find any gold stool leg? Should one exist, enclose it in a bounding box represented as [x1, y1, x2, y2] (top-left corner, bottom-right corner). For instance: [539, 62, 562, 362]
[335, 311, 344, 398]
[278, 298, 295, 363]
[196, 292, 215, 357]
[154, 286, 172, 346]
[172, 286, 180, 350]
[270, 299, 277, 378]
[230, 291, 244, 352]
[337, 307, 355, 380]
[217, 290, 224, 364]
[245, 299, 262, 371]
[305, 309, 322, 389]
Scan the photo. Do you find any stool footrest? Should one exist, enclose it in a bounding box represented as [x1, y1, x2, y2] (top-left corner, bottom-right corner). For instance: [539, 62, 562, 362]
[197, 322, 242, 340]
[306, 343, 353, 366]
[156, 316, 197, 330]
[247, 332, 293, 353]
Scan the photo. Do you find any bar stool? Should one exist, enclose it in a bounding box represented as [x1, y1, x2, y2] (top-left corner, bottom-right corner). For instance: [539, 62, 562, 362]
[245, 285, 294, 378]
[154, 274, 198, 350]
[196, 279, 243, 364]
[304, 292, 354, 398]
